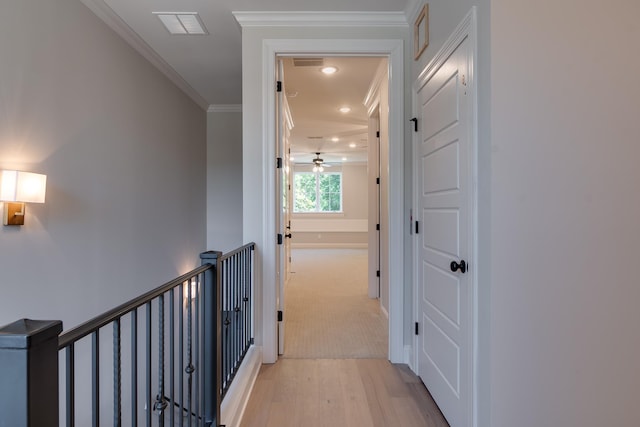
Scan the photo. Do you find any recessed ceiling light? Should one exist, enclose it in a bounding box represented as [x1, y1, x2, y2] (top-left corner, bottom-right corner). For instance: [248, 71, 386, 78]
[320, 66, 338, 75]
[342, 157, 347, 161]
[331, 137, 339, 142]
[349, 143, 357, 148]
[154, 12, 208, 35]
[290, 156, 295, 161]
[339, 106, 351, 114]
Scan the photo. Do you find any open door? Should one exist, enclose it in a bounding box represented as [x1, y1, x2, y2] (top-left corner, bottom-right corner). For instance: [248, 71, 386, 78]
[275, 58, 293, 355]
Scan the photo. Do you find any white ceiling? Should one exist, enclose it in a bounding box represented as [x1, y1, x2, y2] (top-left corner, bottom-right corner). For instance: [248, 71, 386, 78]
[284, 56, 385, 164]
[80, 0, 413, 164]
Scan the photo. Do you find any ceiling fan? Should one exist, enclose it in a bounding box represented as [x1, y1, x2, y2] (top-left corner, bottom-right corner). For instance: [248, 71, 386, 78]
[311, 152, 334, 172]
[294, 152, 333, 172]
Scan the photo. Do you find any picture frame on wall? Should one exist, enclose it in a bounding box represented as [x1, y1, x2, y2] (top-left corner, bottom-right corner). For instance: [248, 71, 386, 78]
[414, 4, 429, 60]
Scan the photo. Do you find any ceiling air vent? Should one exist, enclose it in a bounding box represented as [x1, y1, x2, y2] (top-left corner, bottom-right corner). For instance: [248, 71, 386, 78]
[293, 58, 324, 67]
[154, 12, 208, 35]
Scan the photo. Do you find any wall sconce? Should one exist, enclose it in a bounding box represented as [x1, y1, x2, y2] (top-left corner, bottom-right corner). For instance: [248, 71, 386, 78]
[0, 170, 47, 226]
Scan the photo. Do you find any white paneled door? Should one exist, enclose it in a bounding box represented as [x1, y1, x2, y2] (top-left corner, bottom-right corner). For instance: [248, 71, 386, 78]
[416, 32, 473, 427]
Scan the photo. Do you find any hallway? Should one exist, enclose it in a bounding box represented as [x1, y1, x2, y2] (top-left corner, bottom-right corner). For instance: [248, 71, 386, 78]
[240, 249, 449, 426]
[282, 249, 387, 359]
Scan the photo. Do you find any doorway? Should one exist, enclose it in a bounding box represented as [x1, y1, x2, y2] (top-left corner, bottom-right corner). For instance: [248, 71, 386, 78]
[277, 56, 388, 358]
[260, 39, 405, 364]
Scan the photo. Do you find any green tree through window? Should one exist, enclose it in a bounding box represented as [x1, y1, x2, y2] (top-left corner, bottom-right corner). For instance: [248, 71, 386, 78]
[294, 172, 342, 212]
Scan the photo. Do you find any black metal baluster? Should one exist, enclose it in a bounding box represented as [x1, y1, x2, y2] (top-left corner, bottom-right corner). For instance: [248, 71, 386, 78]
[179, 283, 184, 427]
[146, 302, 152, 427]
[246, 248, 252, 349]
[235, 254, 240, 371]
[227, 260, 232, 386]
[113, 319, 122, 427]
[250, 247, 254, 346]
[194, 277, 201, 425]
[186, 279, 194, 427]
[92, 330, 100, 427]
[66, 344, 75, 427]
[169, 288, 175, 427]
[154, 295, 168, 426]
[241, 250, 247, 355]
[222, 263, 228, 391]
[131, 309, 138, 427]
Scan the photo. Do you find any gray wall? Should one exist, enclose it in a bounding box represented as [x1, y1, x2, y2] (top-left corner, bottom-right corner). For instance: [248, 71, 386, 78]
[207, 111, 243, 252]
[490, 0, 640, 425]
[0, 0, 206, 329]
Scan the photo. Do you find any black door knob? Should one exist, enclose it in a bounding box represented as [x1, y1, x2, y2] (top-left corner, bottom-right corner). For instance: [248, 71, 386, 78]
[450, 260, 467, 273]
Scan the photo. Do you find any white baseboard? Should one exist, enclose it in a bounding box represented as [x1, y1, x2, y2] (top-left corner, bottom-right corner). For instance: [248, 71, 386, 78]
[221, 345, 262, 427]
[380, 303, 389, 319]
[291, 243, 368, 249]
[404, 344, 416, 372]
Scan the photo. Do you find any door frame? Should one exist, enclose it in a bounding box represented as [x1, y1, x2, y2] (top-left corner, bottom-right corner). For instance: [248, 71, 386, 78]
[412, 8, 478, 427]
[262, 39, 405, 363]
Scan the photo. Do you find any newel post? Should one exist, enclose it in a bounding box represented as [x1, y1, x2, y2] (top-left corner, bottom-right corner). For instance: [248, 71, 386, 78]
[0, 319, 63, 427]
[200, 251, 223, 427]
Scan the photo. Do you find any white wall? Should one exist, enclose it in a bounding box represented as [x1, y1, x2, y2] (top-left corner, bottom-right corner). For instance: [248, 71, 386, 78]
[207, 111, 243, 252]
[490, 0, 640, 425]
[0, 0, 206, 329]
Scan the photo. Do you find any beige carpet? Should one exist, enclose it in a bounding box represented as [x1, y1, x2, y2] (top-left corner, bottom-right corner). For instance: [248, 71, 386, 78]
[282, 248, 388, 359]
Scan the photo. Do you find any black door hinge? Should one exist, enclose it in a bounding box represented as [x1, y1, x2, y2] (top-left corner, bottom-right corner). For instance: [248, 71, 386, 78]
[415, 322, 419, 335]
[276, 157, 283, 169]
[376, 130, 380, 138]
[276, 81, 282, 92]
[410, 117, 418, 132]
[415, 221, 419, 234]
[376, 223, 380, 231]
[277, 234, 283, 245]
[278, 310, 283, 322]
[376, 177, 380, 185]
[376, 270, 380, 278]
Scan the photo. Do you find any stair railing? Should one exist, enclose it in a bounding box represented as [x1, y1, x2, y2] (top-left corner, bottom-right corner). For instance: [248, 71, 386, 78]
[0, 243, 255, 427]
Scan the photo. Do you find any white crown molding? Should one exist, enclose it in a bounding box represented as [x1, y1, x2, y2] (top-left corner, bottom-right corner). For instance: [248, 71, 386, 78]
[233, 11, 408, 28]
[363, 60, 388, 115]
[80, 0, 209, 111]
[207, 104, 243, 113]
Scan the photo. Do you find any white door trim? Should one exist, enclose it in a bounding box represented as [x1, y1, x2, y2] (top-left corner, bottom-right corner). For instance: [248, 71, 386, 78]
[413, 8, 478, 427]
[262, 39, 405, 363]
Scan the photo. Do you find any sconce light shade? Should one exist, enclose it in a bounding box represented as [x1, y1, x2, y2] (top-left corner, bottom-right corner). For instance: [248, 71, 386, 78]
[0, 170, 47, 226]
[0, 170, 47, 203]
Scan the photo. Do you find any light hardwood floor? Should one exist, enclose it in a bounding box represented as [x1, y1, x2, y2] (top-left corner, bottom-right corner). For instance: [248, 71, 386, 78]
[240, 358, 449, 427]
[241, 249, 449, 426]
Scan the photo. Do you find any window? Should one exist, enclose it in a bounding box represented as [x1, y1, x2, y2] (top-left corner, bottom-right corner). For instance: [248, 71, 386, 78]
[293, 172, 342, 213]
